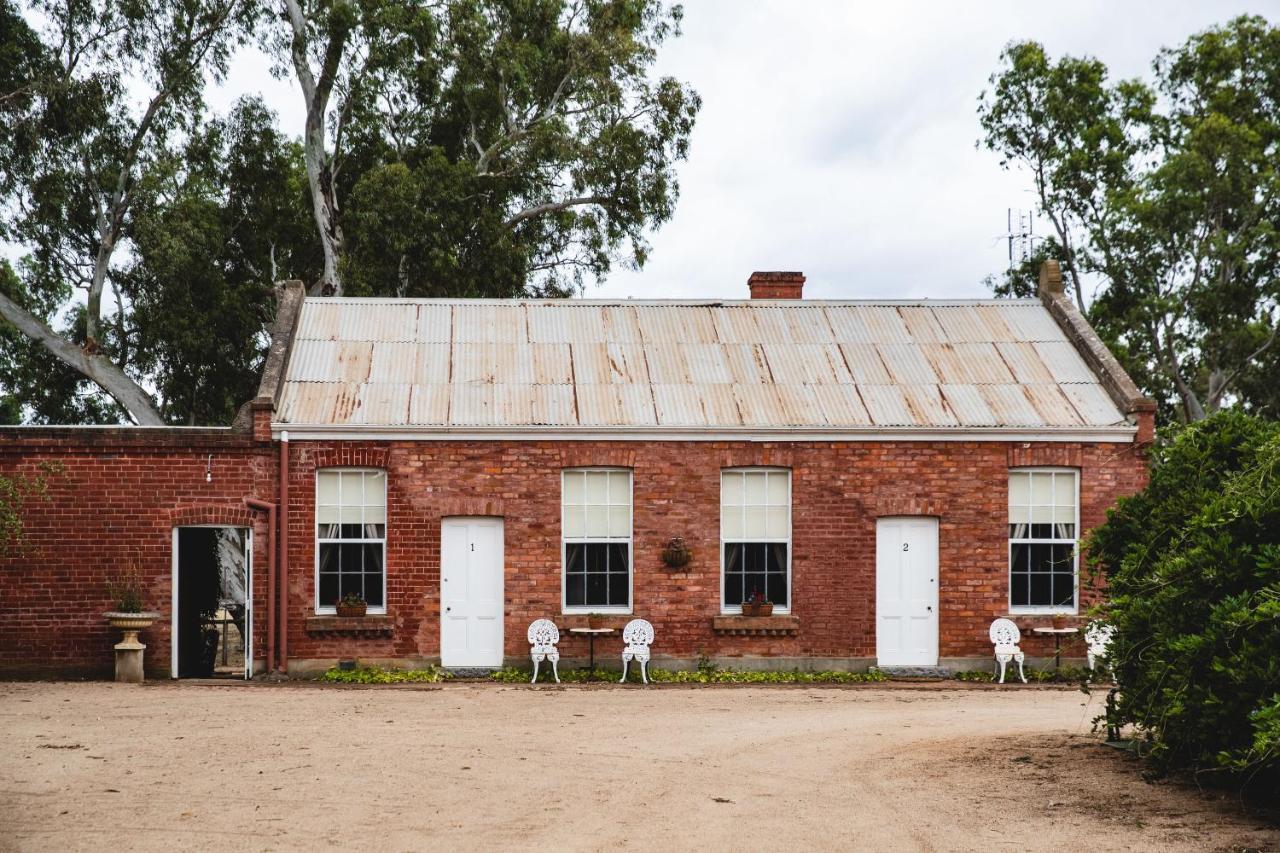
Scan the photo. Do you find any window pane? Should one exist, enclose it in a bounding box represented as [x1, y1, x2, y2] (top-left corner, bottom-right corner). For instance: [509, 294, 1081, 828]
[565, 543, 585, 573]
[724, 569, 744, 605]
[586, 572, 607, 605]
[317, 471, 340, 505]
[316, 503, 339, 524]
[340, 542, 364, 574]
[766, 471, 788, 505]
[767, 572, 788, 607]
[1027, 543, 1055, 573]
[340, 471, 364, 505]
[587, 544, 607, 574]
[1053, 472, 1075, 507]
[1008, 472, 1029, 513]
[338, 570, 364, 601]
[1010, 542, 1030, 574]
[1030, 502, 1054, 524]
[318, 543, 340, 572]
[338, 503, 364, 524]
[566, 574, 585, 606]
[608, 506, 630, 538]
[721, 472, 743, 507]
[765, 505, 789, 539]
[1027, 472, 1050, 506]
[1052, 573, 1075, 607]
[744, 506, 767, 535]
[723, 543, 743, 574]
[563, 471, 584, 504]
[319, 572, 339, 605]
[365, 471, 385, 504]
[584, 505, 609, 537]
[364, 571, 384, 608]
[1029, 573, 1051, 605]
[1011, 573, 1028, 606]
[722, 507, 744, 540]
[608, 471, 630, 504]
[563, 506, 585, 538]
[362, 543, 383, 573]
[585, 471, 607, 503]
[363, 503, 386, 525]
[339, 523, 365, 539]
[744, 573, 767, 602]
[607, 543, 629, 573]
[744, 472, 767, 504]
[767, 543, 788, 574]
[608, 572, 629, 606]
[744, 543, 764, 573]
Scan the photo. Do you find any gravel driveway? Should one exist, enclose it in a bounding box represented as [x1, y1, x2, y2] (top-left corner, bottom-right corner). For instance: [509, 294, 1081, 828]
[1, 681, 1274, 852]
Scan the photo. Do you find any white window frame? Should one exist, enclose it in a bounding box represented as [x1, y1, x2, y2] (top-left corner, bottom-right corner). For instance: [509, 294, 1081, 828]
[1007, 467, 1079, 615]
[314, 467, 388, 615]
[720, 467, 792, 615]
[560, 468, 633, 615]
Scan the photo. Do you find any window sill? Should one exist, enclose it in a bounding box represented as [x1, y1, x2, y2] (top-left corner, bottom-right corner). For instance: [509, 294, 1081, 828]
[304, 614, 394, 637]
[712, 614, 800, 636]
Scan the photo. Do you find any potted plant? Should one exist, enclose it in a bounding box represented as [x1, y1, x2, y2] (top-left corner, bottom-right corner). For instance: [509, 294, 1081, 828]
[1051, 613, 1070, 630]
[661, 537, 692, 569]
[586, 612, 606, 630]
[336, 592, 367, 618]
[103, 564, 161, 683]
[742, 590, 772, 617]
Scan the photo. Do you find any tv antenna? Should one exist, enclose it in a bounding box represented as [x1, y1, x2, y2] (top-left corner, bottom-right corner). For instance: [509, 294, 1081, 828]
[1005, 208, 1041, 271]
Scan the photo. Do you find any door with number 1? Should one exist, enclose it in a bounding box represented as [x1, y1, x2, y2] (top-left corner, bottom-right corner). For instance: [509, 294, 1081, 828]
[875, 517, 939, 666]
[441, 517, 504, 667]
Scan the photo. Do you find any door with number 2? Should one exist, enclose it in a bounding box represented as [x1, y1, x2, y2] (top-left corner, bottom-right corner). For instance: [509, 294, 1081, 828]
[875, 517, 939, 667]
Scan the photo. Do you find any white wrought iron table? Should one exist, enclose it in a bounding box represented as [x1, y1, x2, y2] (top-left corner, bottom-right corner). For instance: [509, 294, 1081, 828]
[568, 627, 615, 680]
[1031, 626, 1079, 669]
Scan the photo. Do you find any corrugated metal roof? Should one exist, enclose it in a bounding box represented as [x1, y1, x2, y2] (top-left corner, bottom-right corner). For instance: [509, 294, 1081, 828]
[275, 298, 1130, 431]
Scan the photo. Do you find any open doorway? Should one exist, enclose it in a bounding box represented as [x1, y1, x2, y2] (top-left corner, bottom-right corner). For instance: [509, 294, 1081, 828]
[172, 527, 252, 679]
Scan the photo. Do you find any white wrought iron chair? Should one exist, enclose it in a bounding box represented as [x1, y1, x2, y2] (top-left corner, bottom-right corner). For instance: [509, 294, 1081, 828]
[989, 618, 1027, 684]
[619, 618, 654, 684]
[527, 618, 561, 684]
[1085, 622, 1115, 672]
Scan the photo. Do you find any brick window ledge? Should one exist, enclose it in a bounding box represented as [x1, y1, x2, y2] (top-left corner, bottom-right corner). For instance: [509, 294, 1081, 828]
[712, 615, 800, 636]
[304, 614, 394, 637]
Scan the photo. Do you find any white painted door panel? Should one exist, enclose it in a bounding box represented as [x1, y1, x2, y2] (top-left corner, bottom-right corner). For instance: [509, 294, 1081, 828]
[441, 518, 504, 667]
[876, 517, 939, 667]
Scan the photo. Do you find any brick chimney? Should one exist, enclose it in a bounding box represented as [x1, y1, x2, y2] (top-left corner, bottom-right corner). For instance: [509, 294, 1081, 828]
[748, 271, 805, 300]
[1038, 260, 1065, 296]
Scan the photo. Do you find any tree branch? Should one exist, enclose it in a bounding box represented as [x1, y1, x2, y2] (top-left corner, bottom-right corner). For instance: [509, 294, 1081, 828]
[504, 195, 609, 228]
[0, 291, 163, 424]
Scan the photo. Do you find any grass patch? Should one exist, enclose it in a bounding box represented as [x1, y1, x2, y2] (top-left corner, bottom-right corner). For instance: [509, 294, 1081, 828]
[492, 666, 889, 684]
[319, 665, 451, 684]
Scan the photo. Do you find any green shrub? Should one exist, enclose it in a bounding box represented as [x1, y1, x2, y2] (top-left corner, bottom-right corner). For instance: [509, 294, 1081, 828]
[319, 665, 450, 684]
[493, 666, 889, 684]
[1088, 411, 1280, 790]
[952, 666, 1090, 684]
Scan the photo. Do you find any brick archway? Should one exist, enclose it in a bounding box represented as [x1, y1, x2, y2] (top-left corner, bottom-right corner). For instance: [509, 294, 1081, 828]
[169, 505, 255, 527]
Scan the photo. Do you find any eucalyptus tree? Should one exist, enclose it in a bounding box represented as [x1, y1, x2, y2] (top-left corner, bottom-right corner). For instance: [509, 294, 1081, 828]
[980, 16, 1280, 422]
[273, 0, 700, 296]
[0, 0, 259, 424]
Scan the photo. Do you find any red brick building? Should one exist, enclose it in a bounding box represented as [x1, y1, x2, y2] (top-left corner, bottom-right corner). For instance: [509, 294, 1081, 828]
[0, 263, 1153, 678]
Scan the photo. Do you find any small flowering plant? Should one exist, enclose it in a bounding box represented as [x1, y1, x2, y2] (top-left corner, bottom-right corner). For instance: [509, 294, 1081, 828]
[335, 592, 367, 616]
[337, 592, 365, 608]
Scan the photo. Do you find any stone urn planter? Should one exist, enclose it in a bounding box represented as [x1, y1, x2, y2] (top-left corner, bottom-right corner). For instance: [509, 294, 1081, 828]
[104, 612, 162, 683]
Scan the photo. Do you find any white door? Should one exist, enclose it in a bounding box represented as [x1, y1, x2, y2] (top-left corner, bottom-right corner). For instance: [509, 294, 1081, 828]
[876, 517, 939, 666]
[440, 517, 505, 667]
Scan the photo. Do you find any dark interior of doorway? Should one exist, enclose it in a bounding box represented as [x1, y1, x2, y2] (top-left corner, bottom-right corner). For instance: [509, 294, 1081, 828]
[177, 527, 247, 678]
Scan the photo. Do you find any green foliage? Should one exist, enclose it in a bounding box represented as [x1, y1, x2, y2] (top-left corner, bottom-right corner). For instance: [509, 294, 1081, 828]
[1088, 411, 1280, 790]
[0, 460, 62, 556]
[493, 666, 889, 684]
[105, 560, 146, 613]
[979, 16, 1280, 422]
[952, 666, 1093, 684]
[319, 665, 451, 684]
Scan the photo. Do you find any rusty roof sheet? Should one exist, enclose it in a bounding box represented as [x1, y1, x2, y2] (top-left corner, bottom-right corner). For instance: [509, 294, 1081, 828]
[275, 298, 1130, 431]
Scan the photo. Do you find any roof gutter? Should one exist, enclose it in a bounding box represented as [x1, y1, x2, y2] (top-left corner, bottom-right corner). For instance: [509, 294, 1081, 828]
[270, 424, 1138, 443]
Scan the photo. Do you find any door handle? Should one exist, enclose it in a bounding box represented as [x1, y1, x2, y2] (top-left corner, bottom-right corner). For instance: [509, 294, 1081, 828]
[926, 606, 933, 612]
[446, 606, 451, 612]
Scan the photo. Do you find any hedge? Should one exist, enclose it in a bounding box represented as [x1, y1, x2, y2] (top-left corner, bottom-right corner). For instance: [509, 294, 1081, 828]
[1088, 411, 1279, 791]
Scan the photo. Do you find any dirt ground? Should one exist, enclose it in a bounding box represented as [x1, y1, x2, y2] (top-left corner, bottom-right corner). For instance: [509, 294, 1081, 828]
[1, 681, 1275, 852]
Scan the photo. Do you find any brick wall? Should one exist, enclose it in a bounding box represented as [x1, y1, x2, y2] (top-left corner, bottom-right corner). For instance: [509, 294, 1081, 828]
[281, 438, 1148, 669]
[2, 429, 1147, 676]
[0, 428, 275, 678]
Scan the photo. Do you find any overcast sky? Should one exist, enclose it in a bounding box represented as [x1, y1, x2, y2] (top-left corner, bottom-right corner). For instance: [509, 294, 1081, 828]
[211, 0, 1278, 302]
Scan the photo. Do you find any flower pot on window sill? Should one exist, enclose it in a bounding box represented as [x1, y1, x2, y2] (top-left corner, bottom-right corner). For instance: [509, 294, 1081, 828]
[741, 603, 760, 617]
[336, 603, 367, 618]
[756, 603, 774, 617]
